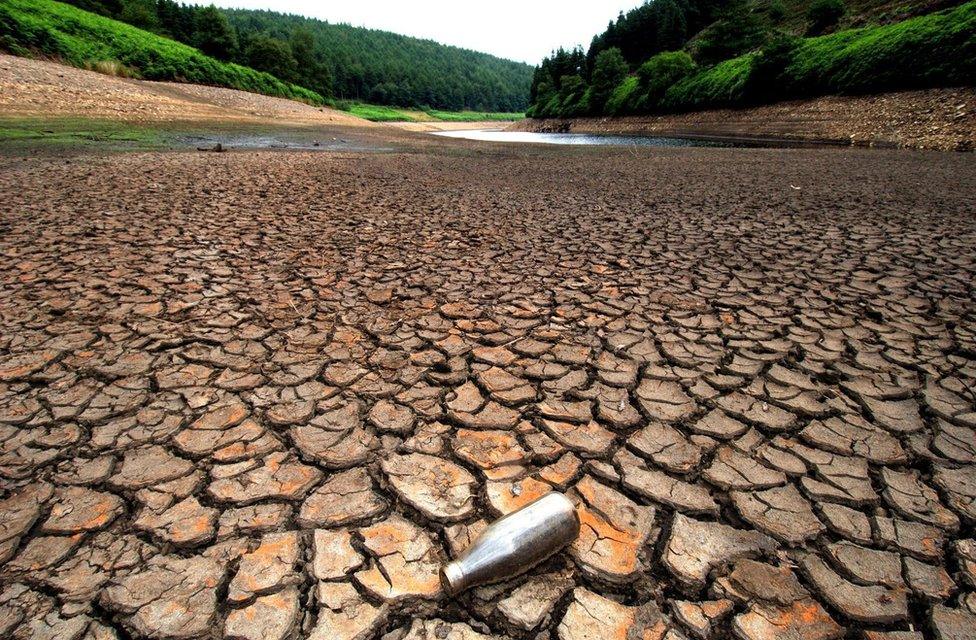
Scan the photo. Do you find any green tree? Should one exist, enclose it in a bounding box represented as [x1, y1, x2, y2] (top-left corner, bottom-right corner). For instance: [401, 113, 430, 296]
[245, 34, 298, 82]
[807, 0, 846, 35]
[556, 75, 587, 116]
[767, 0, 787, 23]
[745, 34, 798, 101]
[119, 0, 158, 31]
[193, 5, 237, 60]
[653, 0, 688, 52]
[637, 50, 697, 109]
[590, 48, 629, 112]
[693, 5, 768, 66]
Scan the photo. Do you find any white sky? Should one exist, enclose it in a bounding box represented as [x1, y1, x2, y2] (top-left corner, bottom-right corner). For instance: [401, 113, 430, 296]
[185, 1, 643, 64]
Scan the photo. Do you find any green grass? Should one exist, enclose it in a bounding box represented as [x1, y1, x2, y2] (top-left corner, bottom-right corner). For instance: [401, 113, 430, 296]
[784, 1, 976, 93]
[423, 109, 525, 122]
[0, 0, 324, 104]
[662, 54, 756, 110]
[340, 102, 524, 123]
[340, 103, 416, 122]
[0, 116, 167, 152]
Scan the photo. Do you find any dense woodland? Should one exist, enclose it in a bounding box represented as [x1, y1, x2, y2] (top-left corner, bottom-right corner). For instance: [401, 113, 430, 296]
[528, 0, 973, 118]
[60, 0, 532, 111]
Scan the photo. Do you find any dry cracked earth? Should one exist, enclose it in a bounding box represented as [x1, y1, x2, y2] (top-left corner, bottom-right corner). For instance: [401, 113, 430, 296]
[1, 142, 976, 640]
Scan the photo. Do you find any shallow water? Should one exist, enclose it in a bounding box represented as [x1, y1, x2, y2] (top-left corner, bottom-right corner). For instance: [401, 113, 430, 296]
[175, 133, 393, 152]
[431, 129, 740, 147]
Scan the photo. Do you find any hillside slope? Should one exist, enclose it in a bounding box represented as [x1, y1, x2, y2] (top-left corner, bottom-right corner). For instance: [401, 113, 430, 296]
[0, 0, 323, 104]
[57, 0, 533, 112]
[528, 0, 975, 119]
[222, 9, 532, 112]
[0, 53, 369, 127]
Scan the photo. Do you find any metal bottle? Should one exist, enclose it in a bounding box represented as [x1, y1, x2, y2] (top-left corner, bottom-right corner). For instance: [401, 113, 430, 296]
[440, 492, 580, 596]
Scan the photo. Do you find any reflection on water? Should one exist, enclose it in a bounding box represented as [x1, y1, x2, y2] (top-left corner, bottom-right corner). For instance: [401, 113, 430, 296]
[431, 129, 737, 147]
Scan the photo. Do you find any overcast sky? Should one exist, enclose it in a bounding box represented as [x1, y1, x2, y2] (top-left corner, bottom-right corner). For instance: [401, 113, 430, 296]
[185, 0, 642, 64]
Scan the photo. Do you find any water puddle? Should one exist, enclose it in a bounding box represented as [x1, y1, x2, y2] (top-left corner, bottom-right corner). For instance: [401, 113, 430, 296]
[432, 129, 758, 147]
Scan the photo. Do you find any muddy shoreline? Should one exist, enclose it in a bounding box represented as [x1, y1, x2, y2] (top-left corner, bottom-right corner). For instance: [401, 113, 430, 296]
[511, 87, 976, 151]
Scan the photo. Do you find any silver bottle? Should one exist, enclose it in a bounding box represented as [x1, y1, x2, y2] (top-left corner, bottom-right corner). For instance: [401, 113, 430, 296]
[440, 492, 580, 595]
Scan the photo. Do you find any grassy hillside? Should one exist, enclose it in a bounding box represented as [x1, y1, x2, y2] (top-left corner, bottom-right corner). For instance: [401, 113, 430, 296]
[56, 0, 533, 112]
[662, 2, 976, 110]
[529, 0, 974, 118]
[0, 0, 323, 104]
[753, 0, 963, 31]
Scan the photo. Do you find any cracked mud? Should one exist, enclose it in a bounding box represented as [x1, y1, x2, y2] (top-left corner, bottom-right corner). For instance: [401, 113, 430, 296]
[0, 144, 975, 640]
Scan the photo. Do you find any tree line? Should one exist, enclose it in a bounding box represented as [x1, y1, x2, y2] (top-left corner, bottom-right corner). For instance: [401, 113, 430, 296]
[62, 0, 532, 111]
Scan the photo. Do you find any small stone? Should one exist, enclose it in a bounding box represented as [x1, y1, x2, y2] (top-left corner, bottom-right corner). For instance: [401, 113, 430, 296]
[486, 476, 552, 516]
[715, 392, 797, 432]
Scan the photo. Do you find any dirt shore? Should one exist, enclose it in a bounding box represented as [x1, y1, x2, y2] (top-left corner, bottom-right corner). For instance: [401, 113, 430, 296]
[2, 54, 976, 640]
[0, 53, 372, 127]
[512, 87, 976, 151]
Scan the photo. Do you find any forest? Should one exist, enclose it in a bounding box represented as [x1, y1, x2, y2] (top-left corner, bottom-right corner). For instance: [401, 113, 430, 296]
[527, 0, 974, 118]
[59, 0, 532, 111]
